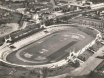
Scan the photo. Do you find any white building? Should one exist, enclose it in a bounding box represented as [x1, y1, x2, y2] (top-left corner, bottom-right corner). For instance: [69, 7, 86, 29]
[32, 14, 41, 24]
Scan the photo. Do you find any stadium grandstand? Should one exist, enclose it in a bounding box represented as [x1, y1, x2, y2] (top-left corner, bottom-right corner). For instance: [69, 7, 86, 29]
[0, 24, 102, 69]
[4, 27, 44, 43]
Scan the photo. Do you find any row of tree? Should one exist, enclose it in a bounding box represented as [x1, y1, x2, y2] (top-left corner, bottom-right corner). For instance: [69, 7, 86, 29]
[88, 0, 104, 4]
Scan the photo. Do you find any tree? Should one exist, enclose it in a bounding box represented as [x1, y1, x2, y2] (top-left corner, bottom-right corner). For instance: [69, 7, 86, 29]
[41, 67, 49, 78]
[19, 76, 25, 78]
[70, 60, 80, 68]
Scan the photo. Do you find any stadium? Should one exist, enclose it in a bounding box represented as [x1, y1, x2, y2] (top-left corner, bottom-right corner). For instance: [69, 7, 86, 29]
[0, 24, 102, 70]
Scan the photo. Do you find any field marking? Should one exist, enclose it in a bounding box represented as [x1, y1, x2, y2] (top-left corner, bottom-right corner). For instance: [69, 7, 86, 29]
[15, 50, 48, 64]
[24, 53, 33, 58]
[34, 56, 46, 60]
[70, 33, 85, 39]
[61, 34, 70, 37]
[71, 35, 79, 39]
[39, 49, 49, 54]
[38, 41, 43, 44]
[61, 33, 85, 39]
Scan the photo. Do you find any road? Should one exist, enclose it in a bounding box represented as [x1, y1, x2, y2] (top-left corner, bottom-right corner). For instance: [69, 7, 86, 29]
[70, 46, 104, 76]
[0, 5, 24, 15]
[47, 45, 104, 78]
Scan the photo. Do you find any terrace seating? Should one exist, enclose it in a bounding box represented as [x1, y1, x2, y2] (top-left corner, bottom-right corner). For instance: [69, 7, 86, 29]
[8, 27, 44, 43]
[77, 27, 97, 37]
[0, 38, 5, 46]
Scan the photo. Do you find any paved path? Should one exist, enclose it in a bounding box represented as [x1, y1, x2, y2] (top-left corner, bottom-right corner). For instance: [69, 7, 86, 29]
[47, 46, 104, 78]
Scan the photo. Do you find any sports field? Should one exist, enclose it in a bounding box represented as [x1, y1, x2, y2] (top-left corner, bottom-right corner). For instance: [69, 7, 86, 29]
[6, 28, 94, 65]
